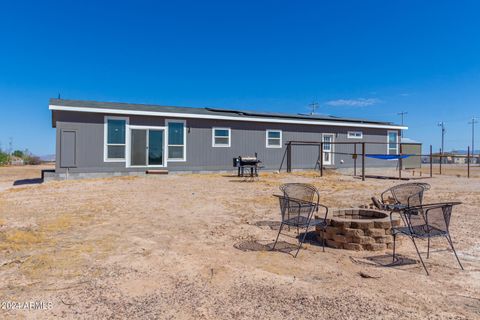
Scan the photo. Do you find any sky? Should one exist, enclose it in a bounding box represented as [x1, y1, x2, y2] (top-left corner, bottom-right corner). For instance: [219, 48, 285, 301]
[1, 0, 479, 155]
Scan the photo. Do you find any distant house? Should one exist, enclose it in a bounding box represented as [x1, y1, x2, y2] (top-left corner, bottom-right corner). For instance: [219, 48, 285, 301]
[452, 153, 478, 164]
[48, 98, 408, 179]
[9, 156, 24, 166]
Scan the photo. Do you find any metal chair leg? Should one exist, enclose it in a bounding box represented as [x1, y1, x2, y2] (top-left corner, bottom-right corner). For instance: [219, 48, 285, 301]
[321, 228, 325, 252]
[272, 223, 284, 251]
[446, 235, 464, 270]
[392, 233, 397, 263]
[427, 237, 430, 259]
[411, 237, 429, 275]
[294, 227, 309, 258]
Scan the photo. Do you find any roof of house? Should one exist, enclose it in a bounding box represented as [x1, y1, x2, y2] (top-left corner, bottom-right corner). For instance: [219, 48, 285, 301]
[49, 98, 407, 130]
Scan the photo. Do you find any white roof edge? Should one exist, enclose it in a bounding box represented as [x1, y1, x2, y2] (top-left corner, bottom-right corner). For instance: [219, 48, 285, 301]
[49, 105, 408, 130]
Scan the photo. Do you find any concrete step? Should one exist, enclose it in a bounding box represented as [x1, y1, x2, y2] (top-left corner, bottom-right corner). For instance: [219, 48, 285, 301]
[146, 169, 169, 175]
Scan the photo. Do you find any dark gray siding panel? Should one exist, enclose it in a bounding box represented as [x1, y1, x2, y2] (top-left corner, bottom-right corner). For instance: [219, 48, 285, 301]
[59, 130, 77, 168]
[53, 110, 401, 173]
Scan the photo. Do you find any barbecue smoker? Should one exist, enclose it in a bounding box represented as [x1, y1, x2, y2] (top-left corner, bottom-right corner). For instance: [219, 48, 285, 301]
[233, 153, 262, 177]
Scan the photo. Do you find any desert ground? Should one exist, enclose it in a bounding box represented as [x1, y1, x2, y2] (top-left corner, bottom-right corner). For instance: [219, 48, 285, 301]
[0, 165, 479, 319]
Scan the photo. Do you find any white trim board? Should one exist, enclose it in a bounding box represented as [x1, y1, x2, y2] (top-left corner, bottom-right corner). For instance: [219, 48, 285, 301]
[50, 105, 407, 130]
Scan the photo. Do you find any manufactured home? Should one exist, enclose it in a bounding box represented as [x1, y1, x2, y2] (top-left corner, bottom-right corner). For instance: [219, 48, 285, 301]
[47, 98, 408, 179]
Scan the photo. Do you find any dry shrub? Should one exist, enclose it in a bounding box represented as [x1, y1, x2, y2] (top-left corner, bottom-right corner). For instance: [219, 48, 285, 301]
[0, 229, 45, 251]
[21, 243, 94, 279]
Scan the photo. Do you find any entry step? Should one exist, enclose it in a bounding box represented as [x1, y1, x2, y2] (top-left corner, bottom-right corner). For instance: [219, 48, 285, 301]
[146, 169, 169, 175]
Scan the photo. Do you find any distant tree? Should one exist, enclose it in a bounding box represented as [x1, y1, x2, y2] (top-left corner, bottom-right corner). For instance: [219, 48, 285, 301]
[12, 150, 24, 158]
[0, 151, 9, 166]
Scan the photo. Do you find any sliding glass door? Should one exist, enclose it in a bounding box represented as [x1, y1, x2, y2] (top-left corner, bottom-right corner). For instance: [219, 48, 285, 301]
[131, 129, 148, 166]
[129, 127, 165, 167]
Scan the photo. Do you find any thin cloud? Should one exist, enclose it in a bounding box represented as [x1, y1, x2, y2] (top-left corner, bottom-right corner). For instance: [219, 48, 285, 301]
[325, 98, 381, 107]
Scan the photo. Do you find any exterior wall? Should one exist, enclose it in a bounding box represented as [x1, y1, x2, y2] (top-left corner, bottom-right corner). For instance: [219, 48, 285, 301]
[53, 110, 401, 173]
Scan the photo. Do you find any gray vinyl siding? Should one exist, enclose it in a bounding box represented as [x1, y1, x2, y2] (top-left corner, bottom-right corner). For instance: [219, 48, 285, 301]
[53, 110, 400, 173]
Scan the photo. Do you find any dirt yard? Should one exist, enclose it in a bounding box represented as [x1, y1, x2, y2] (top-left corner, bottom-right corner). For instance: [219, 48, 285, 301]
[0, 166, 479, 319]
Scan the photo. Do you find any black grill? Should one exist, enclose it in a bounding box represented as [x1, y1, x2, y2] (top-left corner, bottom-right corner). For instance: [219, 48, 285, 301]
[233, 153, 262, 177]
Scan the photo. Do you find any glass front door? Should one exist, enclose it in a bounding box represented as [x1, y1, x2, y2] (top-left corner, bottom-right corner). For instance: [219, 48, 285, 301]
[129, 128, 165, 167]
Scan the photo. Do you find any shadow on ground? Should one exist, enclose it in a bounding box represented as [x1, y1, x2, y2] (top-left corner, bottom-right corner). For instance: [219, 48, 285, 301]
[234, 240, 298, 254]
[13, 178, 43, 186]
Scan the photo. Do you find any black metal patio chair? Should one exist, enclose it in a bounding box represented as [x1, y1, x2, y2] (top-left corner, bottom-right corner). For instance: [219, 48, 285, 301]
[272, 183, 329, 257]
[391, 202, 464, 275]
[372, 182, 430, 210]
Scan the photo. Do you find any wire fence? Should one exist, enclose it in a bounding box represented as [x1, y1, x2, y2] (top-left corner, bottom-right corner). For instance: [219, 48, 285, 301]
[278, 141, 479, 180]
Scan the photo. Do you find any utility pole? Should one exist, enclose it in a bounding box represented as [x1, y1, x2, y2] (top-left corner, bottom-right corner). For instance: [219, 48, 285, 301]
[308, 101, 319, 115]
[438, 122, 446, 164]
[397, 111, 408, 138]
[468, 116, 478, 158]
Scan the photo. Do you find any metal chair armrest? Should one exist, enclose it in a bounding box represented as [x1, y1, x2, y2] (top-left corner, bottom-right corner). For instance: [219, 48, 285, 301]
[380, 189, 395, 206]
[316, 203, 329, 220]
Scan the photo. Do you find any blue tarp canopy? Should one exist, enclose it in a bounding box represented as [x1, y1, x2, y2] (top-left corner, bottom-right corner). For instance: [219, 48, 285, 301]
[366, 154, 412, 160]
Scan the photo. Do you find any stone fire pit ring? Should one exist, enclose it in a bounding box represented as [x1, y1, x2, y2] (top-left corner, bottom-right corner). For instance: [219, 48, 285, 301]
[315, 208, 401, 251]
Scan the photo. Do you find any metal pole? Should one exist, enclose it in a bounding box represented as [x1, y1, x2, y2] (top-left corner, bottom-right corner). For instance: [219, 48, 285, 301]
[354, 143, 357, 177]
[438, 122, 445, 166]
[320, 142, 324, 177]
[467, 146, 470, 178]
[429, 145, 433, 178]
[362, 142, 366, 181]
[469, 117, 477, 160]
[399, 143, 402, 180]
[439, 148, 442, 175]
[287, 142, 292, 173]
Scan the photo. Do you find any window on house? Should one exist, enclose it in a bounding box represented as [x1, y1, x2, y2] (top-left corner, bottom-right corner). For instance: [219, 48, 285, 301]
[167, 120, 186, 161]
[388, 131, 398, 154]
[105, 117, 128, 161]
[347, 131, 363, 139]
[266, 130, 282, 148]
[212, 128, 231, 147]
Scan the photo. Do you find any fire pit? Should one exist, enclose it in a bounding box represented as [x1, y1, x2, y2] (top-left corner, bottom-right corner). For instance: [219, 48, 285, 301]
[316, 208, 401, 251]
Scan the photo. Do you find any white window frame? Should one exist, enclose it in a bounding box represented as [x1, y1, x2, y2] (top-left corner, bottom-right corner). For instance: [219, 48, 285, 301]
[266, 129, 282, 148]
[387, 130, 399, 155]
[165, 119, 187, 162]
[104, 116, 129, 162]
[322, 133, 335, 165]
[347, 131, 363, 139]
[212, 127, 231, 147]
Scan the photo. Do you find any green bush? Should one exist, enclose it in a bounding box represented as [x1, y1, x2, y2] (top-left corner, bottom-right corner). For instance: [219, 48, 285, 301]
[24, 155, 41, 165]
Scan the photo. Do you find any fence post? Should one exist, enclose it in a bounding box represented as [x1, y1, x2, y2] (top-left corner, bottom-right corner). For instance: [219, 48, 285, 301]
[320, 142, 324, 177]
[287, 142, 292, 173]
[439, 148, 442, 175]
[362, 142, 366, 181]
[399, 143, 402, 180]
[467, 146, 470, 178]
[354, 143, 357, 177]
[429, 145, 433, 178]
